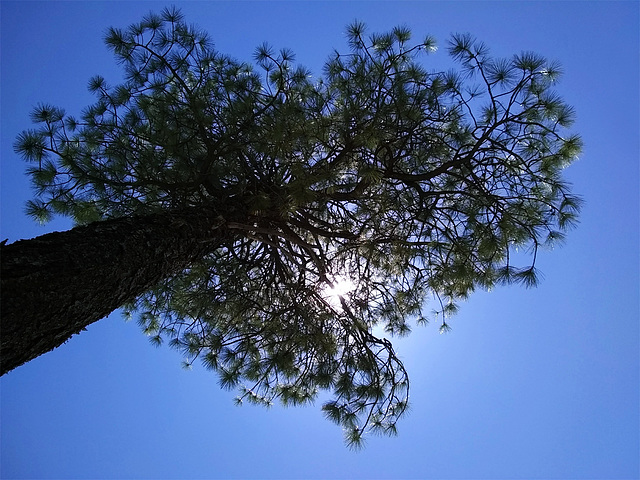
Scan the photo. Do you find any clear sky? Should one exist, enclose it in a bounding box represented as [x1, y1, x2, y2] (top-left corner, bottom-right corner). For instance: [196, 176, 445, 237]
[1, 1, 638, 479]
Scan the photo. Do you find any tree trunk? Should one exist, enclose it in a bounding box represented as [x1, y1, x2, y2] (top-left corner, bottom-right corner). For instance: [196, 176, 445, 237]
[1, 207, 232, 375]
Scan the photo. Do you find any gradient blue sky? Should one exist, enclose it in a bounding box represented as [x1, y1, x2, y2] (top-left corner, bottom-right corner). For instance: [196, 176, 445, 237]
[1, 1, 638, 479]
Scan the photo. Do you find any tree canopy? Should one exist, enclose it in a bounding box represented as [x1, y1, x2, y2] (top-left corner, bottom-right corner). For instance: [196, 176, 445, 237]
[14, 7, 581, 447]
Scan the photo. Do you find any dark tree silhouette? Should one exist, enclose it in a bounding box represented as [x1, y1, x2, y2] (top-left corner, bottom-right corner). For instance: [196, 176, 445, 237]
[1, 8, 581, 446]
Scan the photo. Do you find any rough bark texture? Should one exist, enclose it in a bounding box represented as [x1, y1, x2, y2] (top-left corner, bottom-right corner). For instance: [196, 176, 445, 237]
[1, 207, 232, 375]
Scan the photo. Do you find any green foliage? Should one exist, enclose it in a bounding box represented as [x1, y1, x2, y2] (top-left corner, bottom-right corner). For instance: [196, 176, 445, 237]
[15, 10, 581, 447]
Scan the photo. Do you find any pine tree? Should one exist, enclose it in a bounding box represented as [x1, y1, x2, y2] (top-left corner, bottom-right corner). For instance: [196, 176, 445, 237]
[1, 8, 581, 447]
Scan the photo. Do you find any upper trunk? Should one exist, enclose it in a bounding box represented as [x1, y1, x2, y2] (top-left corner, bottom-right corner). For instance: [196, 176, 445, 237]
[1, 207, 233, 375]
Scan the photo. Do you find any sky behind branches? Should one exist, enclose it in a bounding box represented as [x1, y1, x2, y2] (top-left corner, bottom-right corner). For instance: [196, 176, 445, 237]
[1, 1, 638, 479]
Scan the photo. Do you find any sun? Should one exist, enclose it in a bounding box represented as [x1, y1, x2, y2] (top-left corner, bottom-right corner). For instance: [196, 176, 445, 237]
[322, 276, 356, 307]
[325, 278, 355, 297]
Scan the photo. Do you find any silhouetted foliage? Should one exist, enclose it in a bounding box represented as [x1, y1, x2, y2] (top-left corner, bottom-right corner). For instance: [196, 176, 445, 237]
[10, 8, 581, 446]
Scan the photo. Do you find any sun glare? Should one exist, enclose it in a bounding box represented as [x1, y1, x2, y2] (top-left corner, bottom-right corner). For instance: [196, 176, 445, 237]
[322, 276, 356, 307]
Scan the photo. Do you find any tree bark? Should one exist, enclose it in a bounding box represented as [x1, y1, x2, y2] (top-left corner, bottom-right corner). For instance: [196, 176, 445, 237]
[1, 207, 232, 375]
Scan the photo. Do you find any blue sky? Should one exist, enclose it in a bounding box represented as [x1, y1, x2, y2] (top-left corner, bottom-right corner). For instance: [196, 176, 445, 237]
[1, 1, 638, 479]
